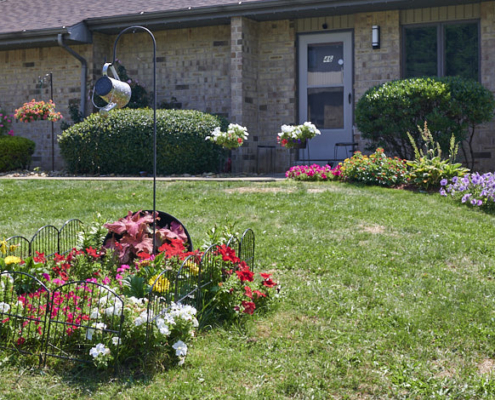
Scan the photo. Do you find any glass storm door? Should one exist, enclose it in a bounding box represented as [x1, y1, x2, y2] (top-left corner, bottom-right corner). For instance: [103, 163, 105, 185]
[298, 32, 353, 162]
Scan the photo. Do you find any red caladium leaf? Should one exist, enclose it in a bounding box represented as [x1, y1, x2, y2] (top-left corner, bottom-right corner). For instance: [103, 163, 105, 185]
[170, 221, 188, 242]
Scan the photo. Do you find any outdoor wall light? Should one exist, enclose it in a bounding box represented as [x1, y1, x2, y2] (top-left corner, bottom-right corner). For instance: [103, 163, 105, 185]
[372, 25, 380, 49]
[93, 25, 158, 253]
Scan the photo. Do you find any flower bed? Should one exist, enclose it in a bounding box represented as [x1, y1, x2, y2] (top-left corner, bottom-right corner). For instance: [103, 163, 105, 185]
[0, 211, 277, 370]
[285, 164, 341, 181]
[440, 172, 495, 208]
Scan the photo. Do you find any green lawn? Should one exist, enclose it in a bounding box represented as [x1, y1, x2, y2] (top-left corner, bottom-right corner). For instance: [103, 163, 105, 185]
[1, 179, 495, 399]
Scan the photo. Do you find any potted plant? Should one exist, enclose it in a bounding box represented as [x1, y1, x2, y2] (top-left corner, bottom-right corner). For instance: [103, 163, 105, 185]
[277, 121, 321, 149]
[205, 123, 249, 150]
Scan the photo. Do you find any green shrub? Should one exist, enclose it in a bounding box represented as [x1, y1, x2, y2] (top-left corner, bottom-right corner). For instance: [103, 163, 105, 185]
[339, 148, 409, 187]
[58, 108, 228, 175]
[0, 136, 35, 172]
[406, 122, 469, 190]
[355, 77, 495, 166]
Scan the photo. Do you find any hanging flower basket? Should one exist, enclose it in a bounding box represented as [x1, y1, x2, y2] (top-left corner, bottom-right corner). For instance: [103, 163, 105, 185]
[205, 123, 249, 150]
[14, 99, 63, 123]
[277, 122, 320, 149]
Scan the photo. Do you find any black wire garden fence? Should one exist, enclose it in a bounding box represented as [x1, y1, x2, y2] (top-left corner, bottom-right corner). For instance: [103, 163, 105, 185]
[0, 216, 255, 369]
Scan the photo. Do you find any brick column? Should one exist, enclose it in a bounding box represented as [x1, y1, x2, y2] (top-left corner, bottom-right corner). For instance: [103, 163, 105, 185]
[230, 17, 259, 173]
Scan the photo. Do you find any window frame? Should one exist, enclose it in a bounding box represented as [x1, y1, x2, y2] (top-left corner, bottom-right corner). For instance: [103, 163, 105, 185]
[401, 19, 481, 81]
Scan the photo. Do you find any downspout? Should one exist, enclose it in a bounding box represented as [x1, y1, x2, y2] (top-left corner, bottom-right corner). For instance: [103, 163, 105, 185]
[57, 34, 87, 116]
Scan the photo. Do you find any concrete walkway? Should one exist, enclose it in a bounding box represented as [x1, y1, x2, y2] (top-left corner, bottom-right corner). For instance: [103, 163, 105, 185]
[0, 172, 287, 182]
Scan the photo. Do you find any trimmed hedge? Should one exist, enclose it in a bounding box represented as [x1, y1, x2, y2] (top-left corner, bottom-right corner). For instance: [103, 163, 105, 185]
[0, 136, 35, 172]
[355, 77, 495, 162]
[58, 109, 228, 175]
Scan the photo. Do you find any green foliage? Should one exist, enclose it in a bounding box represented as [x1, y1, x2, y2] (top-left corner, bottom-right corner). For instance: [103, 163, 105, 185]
[339, 148, 409, 186]
[58, 108, 226, 175]
[407, 122, 469, 190]
[0, 136, 35, 172]
[355, 77, 495, 163]
[60, 102, 85, 131]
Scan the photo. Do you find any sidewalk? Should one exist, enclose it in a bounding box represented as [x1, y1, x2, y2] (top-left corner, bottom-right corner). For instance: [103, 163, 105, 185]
[0, 171, 287, 182]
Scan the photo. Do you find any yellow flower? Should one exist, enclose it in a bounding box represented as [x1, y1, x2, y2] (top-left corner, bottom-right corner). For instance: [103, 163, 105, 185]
[0, 240, 6, 255]
[9, 244, 19, 253]
[185, 260, 199, 276]
[148, 274, 170, 293]
[4, 256, 21, 265]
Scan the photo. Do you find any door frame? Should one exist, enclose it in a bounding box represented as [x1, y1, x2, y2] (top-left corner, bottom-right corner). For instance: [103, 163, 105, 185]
[297, 30, 354, 163]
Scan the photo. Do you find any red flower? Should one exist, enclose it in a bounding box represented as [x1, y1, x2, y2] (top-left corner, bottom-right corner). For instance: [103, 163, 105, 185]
[86, 246, 100, 258]
[137, 252, 152, 260]
[159, 238, 186, 258]
[236, 269, 254, 282]
[260, 273, 272, 280]
[262, 278, 277, 288]
[244, 286, 253, 299]
[2, 318, 9, 323]
[237, 138, 243, 144]
[241, 301, 256, 315]
[33, 251, 46, 263]
[217, 244, 240, 264]
[16, 337, 25, 346]
[54, 253, 66, 263]
[253, 290, 266, 299]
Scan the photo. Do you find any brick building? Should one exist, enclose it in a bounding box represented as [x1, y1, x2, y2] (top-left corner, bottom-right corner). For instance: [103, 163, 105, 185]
[0, 0, 494, 172]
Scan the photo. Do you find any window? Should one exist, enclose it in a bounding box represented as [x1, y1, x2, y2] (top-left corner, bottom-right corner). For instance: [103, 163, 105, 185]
[403, 22, 479, 81]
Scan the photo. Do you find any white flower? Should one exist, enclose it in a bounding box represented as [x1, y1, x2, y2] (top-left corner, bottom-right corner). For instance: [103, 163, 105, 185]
[87, 322, 107, 340]
[89, 343, 110, 358]
[112, 337, 121, 346]
[177, 357, 185, 366]
[95, 322, 107, 330]
[192, 318, 199, 328]
[105, 302, 122, 316]
[98, 296, 109, 306]
[90, 308, 100, 319]
[0, 302, 10, 313]
[172, 340, 188, 357]
[134, 316, 144, 327]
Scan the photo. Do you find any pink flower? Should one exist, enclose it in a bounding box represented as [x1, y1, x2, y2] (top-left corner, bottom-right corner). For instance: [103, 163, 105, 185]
[102, 277, 111, 285]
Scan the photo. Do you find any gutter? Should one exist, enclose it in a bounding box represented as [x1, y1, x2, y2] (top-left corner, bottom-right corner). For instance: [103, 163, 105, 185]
[57, 34, 87, 118]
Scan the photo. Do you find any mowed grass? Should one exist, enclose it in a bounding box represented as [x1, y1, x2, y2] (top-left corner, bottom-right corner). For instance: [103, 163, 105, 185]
[1, 178, 495, 399]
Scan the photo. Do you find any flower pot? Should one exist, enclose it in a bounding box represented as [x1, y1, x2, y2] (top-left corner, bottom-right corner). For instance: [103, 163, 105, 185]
[292, 140, 307, 149]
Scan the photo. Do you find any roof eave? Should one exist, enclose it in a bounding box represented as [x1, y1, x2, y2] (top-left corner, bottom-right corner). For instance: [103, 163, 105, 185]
[86, 0, 485, 34]
[0, 22, 92, 51]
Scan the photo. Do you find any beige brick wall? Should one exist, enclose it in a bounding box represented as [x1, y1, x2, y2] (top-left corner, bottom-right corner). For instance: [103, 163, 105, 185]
[229, 18, 296, 173]
[476, 1, 495, 171]
[102, 26, 231, 116]
[353, 11, 401, 151]
[0, 44, 91, 170]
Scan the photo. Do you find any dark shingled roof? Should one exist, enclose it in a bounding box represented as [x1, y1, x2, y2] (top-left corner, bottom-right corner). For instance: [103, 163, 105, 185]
[0, 0, 266, 34]
[0, 0, 482, 38]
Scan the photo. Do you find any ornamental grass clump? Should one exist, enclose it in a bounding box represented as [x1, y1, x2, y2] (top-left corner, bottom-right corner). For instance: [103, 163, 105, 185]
[440, 172, 495, 208]
[339, 148, 409, 187]
[406, 122, 469, 190]
[286, 164, 341, 181]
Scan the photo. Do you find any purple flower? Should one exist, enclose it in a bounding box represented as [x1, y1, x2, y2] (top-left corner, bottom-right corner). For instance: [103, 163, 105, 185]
[461, 194, 472, 203]
[440, 179, 448, 186]
[439, 189, 447, 196]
